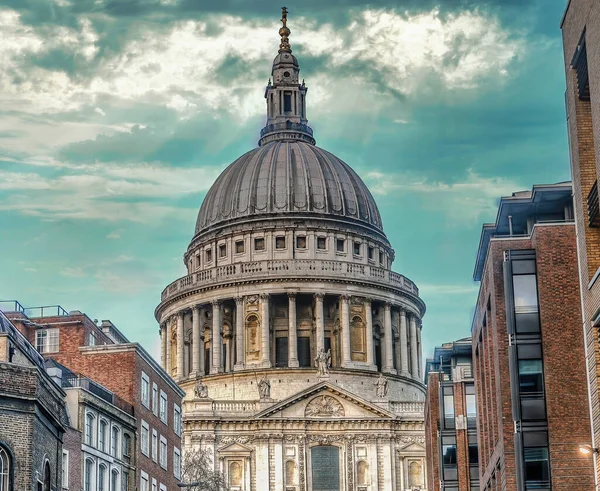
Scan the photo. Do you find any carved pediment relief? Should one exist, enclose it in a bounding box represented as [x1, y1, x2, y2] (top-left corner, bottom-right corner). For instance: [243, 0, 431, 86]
[305, 395, 345, 418]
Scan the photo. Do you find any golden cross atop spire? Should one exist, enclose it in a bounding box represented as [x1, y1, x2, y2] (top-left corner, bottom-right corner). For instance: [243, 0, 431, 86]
[279, 6, 292, 53]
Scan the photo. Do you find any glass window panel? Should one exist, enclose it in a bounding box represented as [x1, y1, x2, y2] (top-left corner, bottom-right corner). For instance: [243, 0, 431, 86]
[524, 447, 550, 482]
[469, 445, 479, 465]
[521, 398, 547, 421]
[467, 394, 477, 417]
[518, 344, 542, 360]
[519, 360, 544, 393]
[513, 275, 539, 313]
[515, 312, 541, 333]
[512, 260, 536, 274]
[523, 431, 548, 447]
[442, 445, 457, 465]
[444, 395, 455, 418]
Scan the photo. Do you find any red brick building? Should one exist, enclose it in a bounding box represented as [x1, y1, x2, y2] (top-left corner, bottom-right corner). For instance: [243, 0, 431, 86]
[425, 338, 478, 491]
[3, 303, 185, 491]
[561, 0, 600, 484]
[471, 182, 594, 490]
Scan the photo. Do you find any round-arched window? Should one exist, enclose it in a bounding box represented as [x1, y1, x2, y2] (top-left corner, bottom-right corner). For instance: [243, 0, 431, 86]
[43, 461, 51, 491]
[0, 447, 11, 491]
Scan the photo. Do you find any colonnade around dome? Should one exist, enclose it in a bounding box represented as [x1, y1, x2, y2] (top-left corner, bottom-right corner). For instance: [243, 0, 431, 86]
[159, 291, 423, 385]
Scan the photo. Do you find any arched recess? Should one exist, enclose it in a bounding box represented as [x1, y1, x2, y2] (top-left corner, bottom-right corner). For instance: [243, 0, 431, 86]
[245, 315, 260, 362]
[409, 460, 423, 487]
[0, 443, 14, 491]
[285, 460, 297, 485]
[350, 315, 366, 362]
[43, 460, 51, 491]
[356, 460, 368, 486]
[228, 461, 242, 486]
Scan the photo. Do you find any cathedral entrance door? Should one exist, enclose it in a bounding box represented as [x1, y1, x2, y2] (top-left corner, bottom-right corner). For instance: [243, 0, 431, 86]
[311, 446, 340, 491]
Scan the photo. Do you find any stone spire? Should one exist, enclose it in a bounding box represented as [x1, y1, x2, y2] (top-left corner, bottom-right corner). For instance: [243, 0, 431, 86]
[258, 8, 315, 147]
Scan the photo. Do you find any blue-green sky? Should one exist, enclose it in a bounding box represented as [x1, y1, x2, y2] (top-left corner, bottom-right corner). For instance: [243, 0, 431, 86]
[0, 0, 571, 362]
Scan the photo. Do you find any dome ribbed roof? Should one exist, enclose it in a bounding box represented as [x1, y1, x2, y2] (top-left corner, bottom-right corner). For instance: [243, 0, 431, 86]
[195, 140, 383, 234]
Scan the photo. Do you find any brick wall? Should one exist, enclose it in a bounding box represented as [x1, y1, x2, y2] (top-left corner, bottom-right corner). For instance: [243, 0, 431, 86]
[472, 223, 594, 489]
[425, 371, 440, 490]
[562, 0, 600, 484]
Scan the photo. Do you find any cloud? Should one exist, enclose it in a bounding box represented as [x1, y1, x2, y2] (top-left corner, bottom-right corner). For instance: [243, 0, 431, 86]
[106, 230, 121, 239]
[365, 169, 523, 221]
[60, 267, 86, 278]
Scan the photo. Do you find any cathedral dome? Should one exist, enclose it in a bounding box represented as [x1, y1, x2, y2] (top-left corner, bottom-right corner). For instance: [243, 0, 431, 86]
[195, 140, 384, 235]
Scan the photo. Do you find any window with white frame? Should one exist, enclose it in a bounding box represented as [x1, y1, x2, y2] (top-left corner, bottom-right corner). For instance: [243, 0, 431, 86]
[0, 446, 10, 491]
[89, 331, 96, 346]
[98, 464, 107, 491]
[173, 447, 181, 480]
[84, 458, 94, 491]
[122, 470, 128, 491]
[151, 479, 157, 491]
[141, 372, 150, 408]
[159, 391, 167, 424]
[152, 383, 158, 416]
[141, 420, 150, 456]
[110, 470, 119, 491]
[152, 429, 158, 462]
[62, 450, 69, 489]
[36, 328, 59, 353]
[140, 472, 149, 491]
[159, 484, 166, 491]
[99, 420, 108, 452]
[173, 404, 181, 436]
[111, 426, 120, 458]
[85, 413, 96, 447]
[159, 436, 167, 469]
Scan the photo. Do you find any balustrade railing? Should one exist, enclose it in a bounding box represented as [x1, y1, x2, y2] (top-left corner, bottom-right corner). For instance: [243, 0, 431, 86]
[161, 259, 418, 302]
[390, 401, 425, 415]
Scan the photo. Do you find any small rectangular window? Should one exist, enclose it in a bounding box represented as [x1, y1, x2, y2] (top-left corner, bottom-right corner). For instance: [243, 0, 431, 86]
[160, 436, 168, 469]
[195, 254, 201, 268]
[276, 236, 286, 249]
[89, 331, 96, 346]
[379, 251, 384, 264]
[235, 240, 245, 254]
[205, 248, 212, 263]
[296, 236, 307, 249]
[442, 444, 457, 465]
[219, 244, 227, 258]
[141, 372, 150, 408]
[152, 429, 158, 462]
[317, 237, 327, 250]
[336, 239, 345, 252]
[353, 242, 361, 256]
[152, 383, 158, 415]
[174, 404, 182, 436]
[174, 447, 181, 479]
[141, 421, 149, 456]
[468, 444, 478, 465]
[160, 391, 168, 424]
[368, 247, 374, 260]
[254, 238, 265, 251]
[36, 328, 59, 353]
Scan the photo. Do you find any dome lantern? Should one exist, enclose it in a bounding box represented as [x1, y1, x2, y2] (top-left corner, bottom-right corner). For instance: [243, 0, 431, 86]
[259, 7, 315, 147]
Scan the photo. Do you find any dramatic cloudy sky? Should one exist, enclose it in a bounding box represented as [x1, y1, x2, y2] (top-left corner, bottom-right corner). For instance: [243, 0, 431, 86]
[0, 0, 571, 362]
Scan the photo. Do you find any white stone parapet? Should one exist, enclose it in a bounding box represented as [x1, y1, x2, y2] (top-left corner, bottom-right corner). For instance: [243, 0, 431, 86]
[160, 259, 419, 304]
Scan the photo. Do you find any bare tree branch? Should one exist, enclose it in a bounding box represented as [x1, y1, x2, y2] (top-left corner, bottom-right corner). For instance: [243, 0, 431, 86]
[180, 447, 229, 491]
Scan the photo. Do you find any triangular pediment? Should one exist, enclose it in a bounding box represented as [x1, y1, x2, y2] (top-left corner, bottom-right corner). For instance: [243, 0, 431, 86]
[217, 441, 253, 455]
[397, 442, 426, 454]
[255, 381, 395, 420]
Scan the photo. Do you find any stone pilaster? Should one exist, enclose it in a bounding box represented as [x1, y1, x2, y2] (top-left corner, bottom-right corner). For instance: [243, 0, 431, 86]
[314, 293, 325, 355]
[261, 294, 271, 368]
[288, 293, 299, 368]
[234, 297, 245, 370]
[410, 314, 419, 379]
[166, 317, 172, 376]
[399, 309, 410, 377]
[383, 302, 397, 374]
[365, 298, 376, 371]
[192, 306, 200, 376]
[176, 312, 184, 380]
[160, 323, 167, 370]
[211, 300, 223, 374]
[341, 295, 351, 366]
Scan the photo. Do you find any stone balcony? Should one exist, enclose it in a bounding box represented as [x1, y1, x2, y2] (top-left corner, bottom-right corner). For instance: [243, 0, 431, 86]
[159, 258, 420, 306]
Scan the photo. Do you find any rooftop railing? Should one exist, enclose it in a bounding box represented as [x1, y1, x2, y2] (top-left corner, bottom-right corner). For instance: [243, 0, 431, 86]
[0, 301, 26, 314]
[160, 259, 419, 304]
[63, 375, 134, 415]
[24, 305, 69, 318]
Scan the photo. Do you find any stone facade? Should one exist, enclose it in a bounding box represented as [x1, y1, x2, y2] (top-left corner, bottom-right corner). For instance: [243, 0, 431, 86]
[561, 0, 600, 485]
[471, 184, 594, 490]
[0, 312, 68, 491]
[156, 9, 428, 491]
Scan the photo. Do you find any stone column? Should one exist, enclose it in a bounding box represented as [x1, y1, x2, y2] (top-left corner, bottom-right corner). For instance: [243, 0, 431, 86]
[166, 318, 172, 375]
[260, 294, 271, 368]
[383, 303, 396, 374]
[393, 309, 401, 371]
[399, 309, 410, 377]
[176, 312, 184, 380]
[211, 300, 223, 374]
[417, 321, 423, 381]
[191, 307, 200, 376]
[160, 323, 167, 370]
[410, 314, 419, 378]
[314, 293, 325, 355]
[340, 295, 351, 366]
[199, 325, 205, 376]
[364, 298, 376, 370]
[288, 293, 299, 368]
[234, 297, 245, 370]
